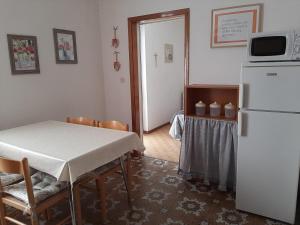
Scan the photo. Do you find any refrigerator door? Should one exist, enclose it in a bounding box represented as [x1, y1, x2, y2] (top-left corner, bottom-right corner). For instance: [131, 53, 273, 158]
[240, 66, 300, 112]
[236, 110, 300, 224]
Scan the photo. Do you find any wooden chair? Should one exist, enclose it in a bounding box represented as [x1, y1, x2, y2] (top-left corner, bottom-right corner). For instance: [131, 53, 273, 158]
[74, 120, 131, 224]
[96, 120, 131, 221]
[66, 116, 98, 225]
[98, 120, 129, 131]
[66, 117, 97, 127]
[0, 157, 71, 225]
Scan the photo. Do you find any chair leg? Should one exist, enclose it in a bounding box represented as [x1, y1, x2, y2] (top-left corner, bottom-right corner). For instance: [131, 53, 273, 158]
[42, 208, 51, 221]
[0, 199, 7, 225]
[30, 210, 39, 225]
[96, 177, 107, 223]
[46, 208, 51, 220]
[120, 156, 131, 205]
[73, 184, 82, 225]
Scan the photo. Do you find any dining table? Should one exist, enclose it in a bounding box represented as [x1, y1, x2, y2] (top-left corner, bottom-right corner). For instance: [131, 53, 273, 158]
[0, 120, 145, 224]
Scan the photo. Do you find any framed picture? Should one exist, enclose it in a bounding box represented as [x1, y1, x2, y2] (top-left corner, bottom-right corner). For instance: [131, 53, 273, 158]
[53, 28, 78, 64]
[211, 4, 263, 48]
[7, 34, 40, 74]
[165, 44, 173, 63]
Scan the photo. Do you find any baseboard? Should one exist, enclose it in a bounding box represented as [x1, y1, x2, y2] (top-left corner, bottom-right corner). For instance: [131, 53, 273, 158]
[143, 122, 170, 134]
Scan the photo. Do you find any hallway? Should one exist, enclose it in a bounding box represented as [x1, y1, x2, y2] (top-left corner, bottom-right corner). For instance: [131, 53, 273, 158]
[143, 124, 180, 162]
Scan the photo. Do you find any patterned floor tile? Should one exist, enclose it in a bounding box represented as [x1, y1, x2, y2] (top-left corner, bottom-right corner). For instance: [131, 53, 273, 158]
[7, 156, 296, 225]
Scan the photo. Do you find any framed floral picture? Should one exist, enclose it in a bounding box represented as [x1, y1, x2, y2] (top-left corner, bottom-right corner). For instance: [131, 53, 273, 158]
[7, 34, 40, 74]
[53, 29, 78, 64]
[211, 4, 263, 48]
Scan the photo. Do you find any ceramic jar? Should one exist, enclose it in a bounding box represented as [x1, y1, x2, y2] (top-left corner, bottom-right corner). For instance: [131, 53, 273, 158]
[210, 101, 221, 117]
[195, 101, 206, 116]
[224, 102, 236, 119]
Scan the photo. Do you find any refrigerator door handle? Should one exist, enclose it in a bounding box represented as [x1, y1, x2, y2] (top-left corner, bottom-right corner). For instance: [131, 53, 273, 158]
[238, 112, 243, 136]
[239, 83, 244, 108]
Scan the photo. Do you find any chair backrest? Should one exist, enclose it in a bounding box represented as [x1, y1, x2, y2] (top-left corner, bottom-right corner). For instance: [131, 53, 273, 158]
[0, 157, 35, 207]
[66, 117, 97, 127]
[98, 120, 129, 131]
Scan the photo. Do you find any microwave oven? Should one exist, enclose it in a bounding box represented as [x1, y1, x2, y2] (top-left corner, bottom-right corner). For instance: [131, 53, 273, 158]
[247, 30, 300, 62]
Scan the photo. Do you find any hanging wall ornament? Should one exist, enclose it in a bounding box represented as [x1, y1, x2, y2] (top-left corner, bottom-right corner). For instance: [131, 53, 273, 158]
[112, 26, 119, 48]
[113, 51, 121, 71]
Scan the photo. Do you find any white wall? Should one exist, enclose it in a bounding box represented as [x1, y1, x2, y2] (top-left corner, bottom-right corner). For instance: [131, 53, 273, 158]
[141, 19, 184, 131]
[0, 0, 105, 130]
[98, 0, 300, 129]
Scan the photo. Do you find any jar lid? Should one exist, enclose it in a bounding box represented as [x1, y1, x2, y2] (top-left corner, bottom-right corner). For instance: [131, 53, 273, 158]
[210, 101, 220, 108]
[195, 101, 206, 107]
[225, 102, 235, 109]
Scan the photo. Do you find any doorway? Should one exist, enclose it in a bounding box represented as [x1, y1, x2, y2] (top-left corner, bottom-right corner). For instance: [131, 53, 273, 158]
[128, 9, 190, 162]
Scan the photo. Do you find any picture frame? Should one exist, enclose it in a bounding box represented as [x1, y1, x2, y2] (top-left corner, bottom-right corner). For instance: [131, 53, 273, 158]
[7, 34, 40, 75]
[211, 4, 263, 48]
[53, 28, 78, 64]
[165, 43, 173, 63]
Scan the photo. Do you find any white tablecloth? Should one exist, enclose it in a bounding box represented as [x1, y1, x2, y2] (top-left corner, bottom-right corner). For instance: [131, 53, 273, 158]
[0, 121, 144, 183]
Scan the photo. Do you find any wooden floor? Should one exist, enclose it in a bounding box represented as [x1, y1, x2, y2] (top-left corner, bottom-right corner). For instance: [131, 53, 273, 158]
[143, 124, 180, 162]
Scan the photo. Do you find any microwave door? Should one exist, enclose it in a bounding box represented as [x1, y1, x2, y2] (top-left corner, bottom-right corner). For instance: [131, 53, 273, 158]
[248, 33, 294, 62]
[251, 36, 286, 55]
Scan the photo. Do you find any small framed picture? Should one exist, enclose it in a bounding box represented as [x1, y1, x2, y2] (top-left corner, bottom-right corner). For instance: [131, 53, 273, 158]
[7, 34, 40, 74]
[211, 4, 263, 48]
[165, 44, 173, 63]
[53, 28, 78, 64]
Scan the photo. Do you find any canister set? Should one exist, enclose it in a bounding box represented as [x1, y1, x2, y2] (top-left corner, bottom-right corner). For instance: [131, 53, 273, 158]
[195, 101, 236, 119]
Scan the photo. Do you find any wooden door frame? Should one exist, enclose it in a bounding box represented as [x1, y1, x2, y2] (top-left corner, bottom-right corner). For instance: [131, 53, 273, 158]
[128, 8, 190, 135]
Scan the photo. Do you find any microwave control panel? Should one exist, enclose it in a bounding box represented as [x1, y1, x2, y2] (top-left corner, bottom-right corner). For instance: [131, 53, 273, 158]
[292, 32, 300, 60]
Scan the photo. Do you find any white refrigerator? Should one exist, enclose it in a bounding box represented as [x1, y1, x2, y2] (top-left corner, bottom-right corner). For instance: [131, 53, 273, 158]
[236, 62, 300, 224]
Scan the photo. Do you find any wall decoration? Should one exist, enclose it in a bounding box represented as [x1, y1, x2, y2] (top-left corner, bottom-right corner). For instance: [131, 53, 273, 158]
[7, 34, 40, 75]
[113, 51, 121, 71]
[53, 28, 78, 64]
[211, 4, 263, 48]
[164, 44, 173, 63]
[112, 26, 119, 48]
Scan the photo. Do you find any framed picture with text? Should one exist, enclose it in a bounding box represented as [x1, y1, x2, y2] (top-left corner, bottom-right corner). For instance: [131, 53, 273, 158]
[7, 34, 40, 74]
[211, 4, 263, 48]
[53, 28, 78, 64]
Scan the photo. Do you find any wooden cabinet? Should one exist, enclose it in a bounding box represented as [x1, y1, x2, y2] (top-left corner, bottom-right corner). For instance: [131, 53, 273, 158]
[184, 84, 239, 121]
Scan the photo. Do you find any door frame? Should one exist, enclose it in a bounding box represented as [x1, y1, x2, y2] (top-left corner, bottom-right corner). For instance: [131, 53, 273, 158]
[128, 8, 190, 135]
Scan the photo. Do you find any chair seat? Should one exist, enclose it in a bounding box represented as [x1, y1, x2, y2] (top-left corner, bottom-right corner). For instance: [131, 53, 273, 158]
[0, 173, 23, 186]
[0, 168, 37, 186]
[4, 172, 68, 204]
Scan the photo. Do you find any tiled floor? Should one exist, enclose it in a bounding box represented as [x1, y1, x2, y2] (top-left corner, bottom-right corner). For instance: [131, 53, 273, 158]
[11, 156, 294, 225]
[143, 124, 180, 162]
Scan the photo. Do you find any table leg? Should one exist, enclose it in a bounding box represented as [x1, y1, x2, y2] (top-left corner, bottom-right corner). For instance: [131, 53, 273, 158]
[96, 177, 107, 223]
[73, 184, 82, 225]
[120, 156, 131, 204]
[126, 152, 132, 190]
[68, 187, 76, 225]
